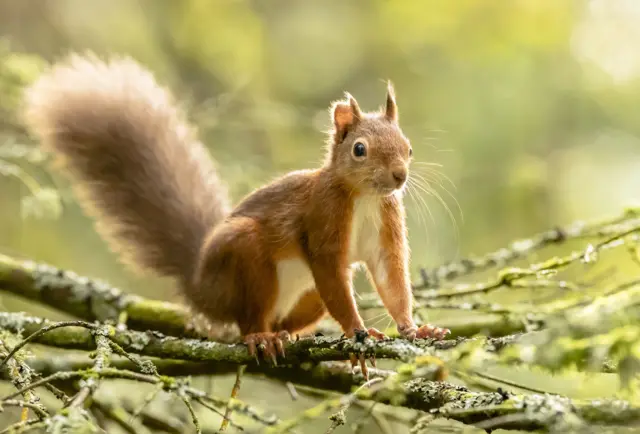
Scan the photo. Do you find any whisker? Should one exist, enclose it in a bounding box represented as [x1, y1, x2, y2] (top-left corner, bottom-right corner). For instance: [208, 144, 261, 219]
[405, 185, 426, 241]
[406, 180, 435, 252]
[413, 171, 464, 224]
[411, 177, 460, 247]
[409, 179, 437, 227]
[411, 171, 446, 191]
[369, 312, 392, 329]
[384, 313, 395, 333]
[413, 161, 444, 168]
[406, 181, 428, 227]
[367, 310, 392, 322]
[413, 165, 458, 191]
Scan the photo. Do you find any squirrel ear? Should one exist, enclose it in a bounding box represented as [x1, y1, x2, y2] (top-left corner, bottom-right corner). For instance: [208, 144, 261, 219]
[385, 81, 398, 123]
[331, 93, 362, 142]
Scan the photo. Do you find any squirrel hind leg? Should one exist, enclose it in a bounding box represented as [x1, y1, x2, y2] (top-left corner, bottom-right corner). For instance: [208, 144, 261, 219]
[193, 216, 280, 338]
[272, 290, 327, 337]
[244, 290, 327, 364]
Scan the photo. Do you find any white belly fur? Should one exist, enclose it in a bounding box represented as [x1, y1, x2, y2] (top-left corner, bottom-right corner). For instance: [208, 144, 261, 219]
[273, 258, 315, 320]
[273, 195, 385, 321]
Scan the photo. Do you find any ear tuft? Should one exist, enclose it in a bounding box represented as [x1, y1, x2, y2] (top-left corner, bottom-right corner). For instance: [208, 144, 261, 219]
[385, 81, 398, 122]
[346, 92, 362, 119]
[331, 92, 361, 143]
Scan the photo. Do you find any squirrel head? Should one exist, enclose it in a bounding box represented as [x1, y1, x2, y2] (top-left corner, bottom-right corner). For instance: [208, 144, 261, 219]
[327, 81, 412, 197]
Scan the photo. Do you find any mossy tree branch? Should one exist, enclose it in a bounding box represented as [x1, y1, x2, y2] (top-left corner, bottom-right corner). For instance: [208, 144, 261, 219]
[415, 207, 640, 288]
[0, 254, 575, 340]
[0, 312, 438, 366]
[3, 311, 640, 432]
[3, 208, 640, 432]
[0, 316, 280, 433]
[0, 253, 195, 338]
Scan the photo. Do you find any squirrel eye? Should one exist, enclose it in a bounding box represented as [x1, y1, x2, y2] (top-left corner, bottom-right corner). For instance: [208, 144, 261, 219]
[409, 147, 413, 157]
[353, 142, 367, 159]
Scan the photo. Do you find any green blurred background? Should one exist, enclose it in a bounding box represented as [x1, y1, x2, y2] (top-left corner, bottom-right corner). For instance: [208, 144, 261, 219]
[1, 1, 639, 432]
[2, 0, 640, 306]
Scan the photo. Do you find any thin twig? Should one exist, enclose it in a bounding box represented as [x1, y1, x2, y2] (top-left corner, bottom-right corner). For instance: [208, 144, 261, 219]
[0, 341, 49, 420]
[91, 399, 152, 434]
[179, 392, 201, 434]
[2, 371, 81, 401]
[220, 364, 246, 432]
[0, 418, 43, 434]
[0, 320, 96, 370]
[270, 378, 384, 433]
[415, 209, 640, 288]
[285, 382, 299, 401]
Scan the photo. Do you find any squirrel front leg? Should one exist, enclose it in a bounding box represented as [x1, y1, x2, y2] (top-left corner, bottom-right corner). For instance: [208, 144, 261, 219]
[367, 199, 450, 340]
[310, 254, 386, 338]
[309, 255, 365, 337]
[310, 255, 382, 377]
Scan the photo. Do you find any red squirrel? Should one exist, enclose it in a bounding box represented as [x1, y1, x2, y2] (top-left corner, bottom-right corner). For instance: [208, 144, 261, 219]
[23, 53, 449, 372]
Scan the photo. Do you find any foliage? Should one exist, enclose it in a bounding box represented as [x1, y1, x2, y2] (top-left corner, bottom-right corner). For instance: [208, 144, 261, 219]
[0, 44, 61, 221]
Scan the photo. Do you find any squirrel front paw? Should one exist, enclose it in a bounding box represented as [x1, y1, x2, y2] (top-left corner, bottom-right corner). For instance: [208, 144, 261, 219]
[348, 327, 387, 380]
[397, 324, 450, 341]
[244, 331, 291, 365]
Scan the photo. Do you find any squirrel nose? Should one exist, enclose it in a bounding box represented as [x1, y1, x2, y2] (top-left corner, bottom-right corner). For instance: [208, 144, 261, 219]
[391, 168, 407, 187]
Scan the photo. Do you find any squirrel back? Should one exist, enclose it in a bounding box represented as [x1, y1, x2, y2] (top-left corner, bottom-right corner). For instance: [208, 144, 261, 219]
[23, 54, 231, 281]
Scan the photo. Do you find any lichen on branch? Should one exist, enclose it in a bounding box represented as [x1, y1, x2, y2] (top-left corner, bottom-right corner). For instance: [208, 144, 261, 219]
[2, 207, 640, 432]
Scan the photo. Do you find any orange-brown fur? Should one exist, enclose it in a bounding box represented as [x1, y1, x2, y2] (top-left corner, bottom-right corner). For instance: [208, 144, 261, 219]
[23, 53, 448, 360]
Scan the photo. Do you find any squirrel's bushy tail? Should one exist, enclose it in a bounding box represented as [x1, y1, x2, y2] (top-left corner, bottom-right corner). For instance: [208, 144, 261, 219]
[23, 53, 231, 280]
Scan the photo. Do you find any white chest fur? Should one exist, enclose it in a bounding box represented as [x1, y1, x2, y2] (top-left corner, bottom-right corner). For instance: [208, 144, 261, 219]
[272, 195, 385, 321]
[347, 195, 384, 264]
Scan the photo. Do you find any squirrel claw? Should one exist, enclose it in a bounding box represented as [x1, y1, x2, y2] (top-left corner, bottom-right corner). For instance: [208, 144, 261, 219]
[274, 334, 287, 358]
[348, 354, 377, 379]
[398, 324, 450, 341]
[350, 353, 369, 380]
[347, 327, 385, 380]
[244, 331, 291, 365]
[416, 324, 450, 340]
